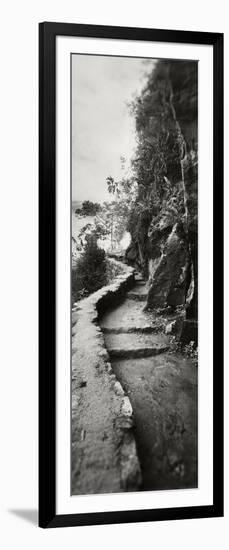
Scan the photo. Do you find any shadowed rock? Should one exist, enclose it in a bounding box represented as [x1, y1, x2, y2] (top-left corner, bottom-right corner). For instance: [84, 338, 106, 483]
[180, 319, 198, 347]
[147, 223, 188, 310]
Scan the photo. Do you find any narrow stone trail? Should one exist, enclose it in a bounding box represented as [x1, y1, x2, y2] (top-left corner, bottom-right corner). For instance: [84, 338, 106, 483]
[100, 275, 198, 491]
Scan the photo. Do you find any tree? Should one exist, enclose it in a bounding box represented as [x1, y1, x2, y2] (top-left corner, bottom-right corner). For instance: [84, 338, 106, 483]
[74, 175, 136, 257]
[105, 175, 137, 250]
[79, 200, 101, 216]
[106, 176, 119, 197]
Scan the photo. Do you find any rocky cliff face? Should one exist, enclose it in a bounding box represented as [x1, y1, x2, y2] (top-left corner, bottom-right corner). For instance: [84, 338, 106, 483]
[171, 62, 198, 321]
[126, 60, 198, 343]
[147, 223, 189, 310]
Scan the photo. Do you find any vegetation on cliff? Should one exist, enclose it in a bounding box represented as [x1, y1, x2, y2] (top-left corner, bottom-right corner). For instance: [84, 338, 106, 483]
[125, 59, 198, 329]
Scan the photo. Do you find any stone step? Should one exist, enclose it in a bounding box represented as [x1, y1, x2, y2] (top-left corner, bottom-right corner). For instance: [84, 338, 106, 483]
[104, 332, 169, 359]
[126, 291, 147, 301]
[102, 325, 163, 334]
[100, 299, 162, 333]
[107, 345, 169, 359]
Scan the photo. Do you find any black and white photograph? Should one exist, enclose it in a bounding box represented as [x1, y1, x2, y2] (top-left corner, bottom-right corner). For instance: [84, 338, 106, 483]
[0, 1, 225, 542]
[71, 54, 198, 495]
[37, 20, 224, 530]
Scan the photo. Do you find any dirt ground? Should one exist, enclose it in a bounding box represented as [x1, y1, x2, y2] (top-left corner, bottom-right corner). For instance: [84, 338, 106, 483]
[113, 353, 197, 490]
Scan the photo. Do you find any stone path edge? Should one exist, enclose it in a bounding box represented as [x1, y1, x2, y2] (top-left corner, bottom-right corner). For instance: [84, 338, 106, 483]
[72, 259, 142, 492]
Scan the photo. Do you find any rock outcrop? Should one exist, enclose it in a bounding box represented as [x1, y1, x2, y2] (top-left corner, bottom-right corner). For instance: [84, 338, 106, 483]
[147, 223, 189, 310]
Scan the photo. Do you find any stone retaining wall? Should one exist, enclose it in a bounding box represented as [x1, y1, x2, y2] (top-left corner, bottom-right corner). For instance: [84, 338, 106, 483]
[72, 260, 142, 494]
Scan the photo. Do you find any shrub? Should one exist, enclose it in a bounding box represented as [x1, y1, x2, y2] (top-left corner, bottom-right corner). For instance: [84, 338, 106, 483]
[105, 259, 123, 282]
[72, 236, 107, 302]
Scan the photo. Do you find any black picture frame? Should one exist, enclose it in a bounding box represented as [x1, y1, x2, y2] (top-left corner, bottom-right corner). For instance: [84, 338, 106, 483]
[39, 22, 224, 528]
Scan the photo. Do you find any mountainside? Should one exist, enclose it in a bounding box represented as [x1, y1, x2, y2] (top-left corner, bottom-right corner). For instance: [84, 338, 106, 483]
[126, 60, 198, 343]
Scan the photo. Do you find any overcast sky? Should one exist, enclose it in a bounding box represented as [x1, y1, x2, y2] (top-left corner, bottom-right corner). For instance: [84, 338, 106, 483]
[72, 54, 155, 203]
